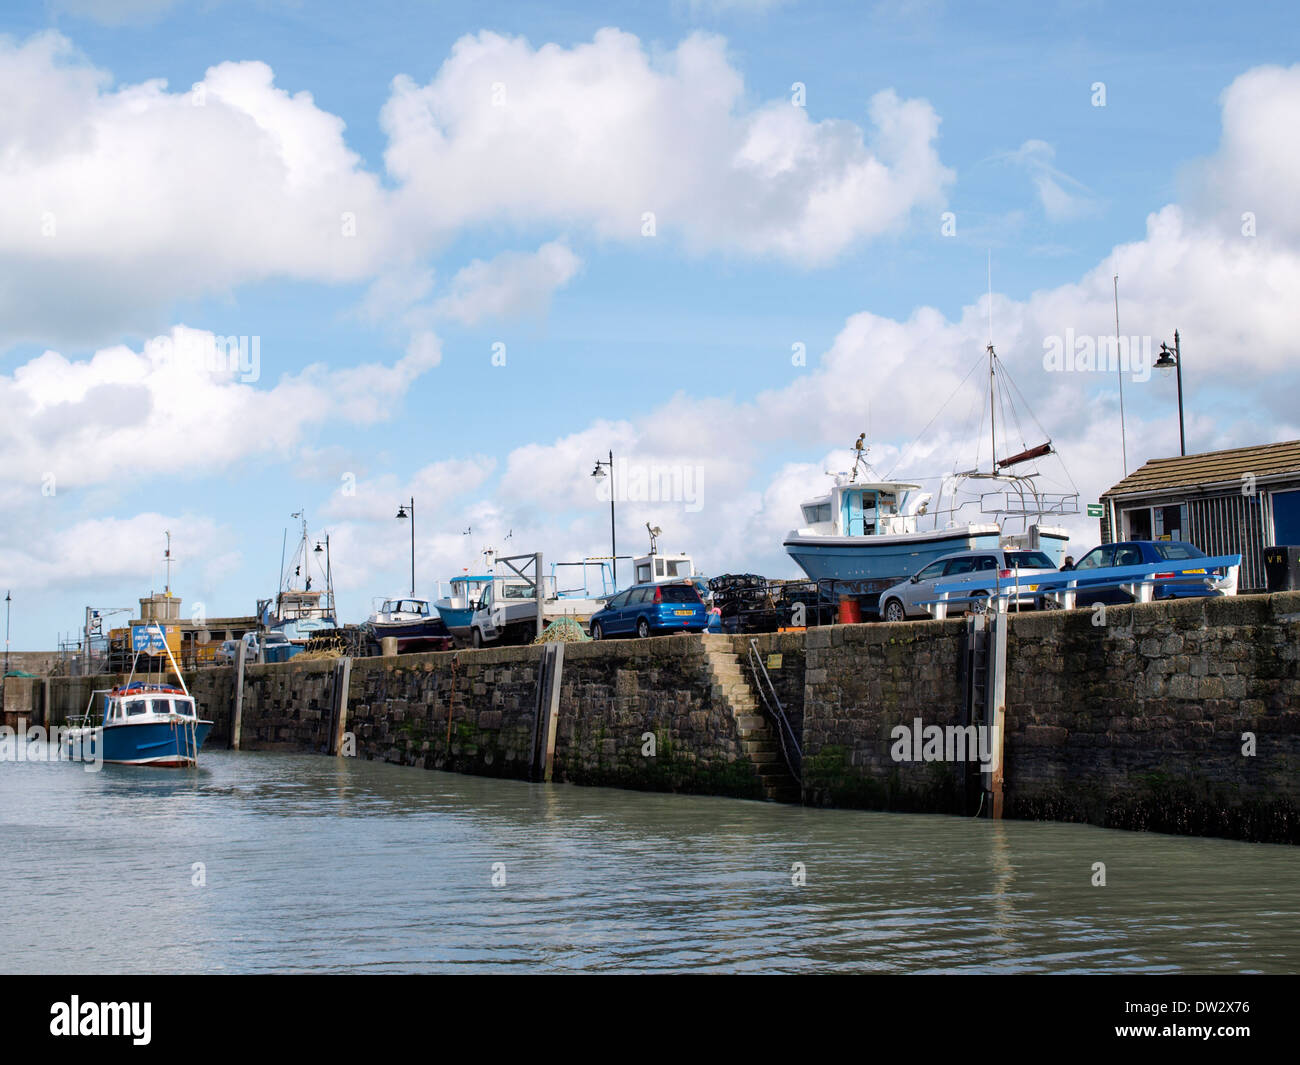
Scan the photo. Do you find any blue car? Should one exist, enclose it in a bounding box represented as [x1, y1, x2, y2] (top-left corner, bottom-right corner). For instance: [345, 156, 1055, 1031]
[1061, 540, 1234, 605]
[589, 582, 709, 639]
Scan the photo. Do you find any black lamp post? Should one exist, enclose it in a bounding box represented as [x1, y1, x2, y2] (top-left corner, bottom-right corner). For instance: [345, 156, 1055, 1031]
[1153, 330, 1185, 457]
[395, 499, 415, 595]
[591, 451, 618, 588]
[4, 590, 10, 677]
[314, 536, 333, 617]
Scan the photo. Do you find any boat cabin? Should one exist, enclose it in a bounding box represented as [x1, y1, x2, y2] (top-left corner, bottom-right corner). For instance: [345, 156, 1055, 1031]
[632, 551, 696, 585]
[798, 480, 930, 537]
[374, 597, 434, 619]
[100, 685, 198, 725]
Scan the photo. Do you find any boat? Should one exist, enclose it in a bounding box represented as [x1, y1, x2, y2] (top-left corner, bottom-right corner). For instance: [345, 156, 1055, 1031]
[261, 511, 338, 644]
[783, 341, 1077, 605]
[366, 596, 453, 652]
[434, 574, 496, 639]
[63, 622, 212, 767]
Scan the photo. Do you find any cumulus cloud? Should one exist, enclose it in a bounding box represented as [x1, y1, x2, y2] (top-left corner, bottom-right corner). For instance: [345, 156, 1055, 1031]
[380, 29, 952, 263]
[0, 324, 442, 500]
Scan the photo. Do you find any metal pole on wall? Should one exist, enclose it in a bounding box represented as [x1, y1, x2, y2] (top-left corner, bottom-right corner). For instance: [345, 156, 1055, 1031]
[1174, 330, 1185, 457]
[4, 590, 10, 677]
[608, 450, 617, 589]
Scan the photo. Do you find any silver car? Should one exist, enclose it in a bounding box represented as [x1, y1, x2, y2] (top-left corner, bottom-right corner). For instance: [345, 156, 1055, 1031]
[878, 549, 1060, 622]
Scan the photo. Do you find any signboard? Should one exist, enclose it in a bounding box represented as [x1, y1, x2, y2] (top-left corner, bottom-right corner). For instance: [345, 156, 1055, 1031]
[1086, 503, 1104, 518]
[131, 624, 171, 654]
[766, 653, 783, 669]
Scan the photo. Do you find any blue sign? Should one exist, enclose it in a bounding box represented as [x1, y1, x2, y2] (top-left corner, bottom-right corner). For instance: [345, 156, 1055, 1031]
[131, 625, 169, 653]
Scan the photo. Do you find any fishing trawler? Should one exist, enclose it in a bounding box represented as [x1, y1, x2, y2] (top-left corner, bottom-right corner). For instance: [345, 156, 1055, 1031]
[261, 511, 338, 644]
[63, 622, 212, 767]
[783, 341, 1077, 605]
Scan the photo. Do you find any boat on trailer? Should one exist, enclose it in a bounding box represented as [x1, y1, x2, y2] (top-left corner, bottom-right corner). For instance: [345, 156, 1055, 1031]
[783, 341, 1078, 608]
[63, 623, 212, 767]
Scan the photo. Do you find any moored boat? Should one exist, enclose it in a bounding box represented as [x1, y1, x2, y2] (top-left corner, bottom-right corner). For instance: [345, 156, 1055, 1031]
[63, 624, 212, 767]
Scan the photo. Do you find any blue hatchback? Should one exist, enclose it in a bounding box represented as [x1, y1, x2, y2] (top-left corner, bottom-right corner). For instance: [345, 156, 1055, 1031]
[1065, 540, 1234, 604]
[589, 582, 709, 639]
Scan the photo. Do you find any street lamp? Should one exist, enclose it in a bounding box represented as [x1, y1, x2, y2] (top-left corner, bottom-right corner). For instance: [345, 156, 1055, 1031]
[395, 499, 415, 595]
[1153, 329, 1185, 457]
[591, 451, 618, 588]
[314, 536, 333, 617]
[4, 590, 10, 677]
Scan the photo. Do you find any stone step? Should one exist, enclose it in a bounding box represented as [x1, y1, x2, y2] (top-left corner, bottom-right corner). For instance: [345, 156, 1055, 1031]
[735, 714, 767, 731]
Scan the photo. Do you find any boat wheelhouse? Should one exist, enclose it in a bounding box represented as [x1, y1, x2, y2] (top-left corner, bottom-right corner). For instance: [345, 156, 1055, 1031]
[366, 596, 452, 650]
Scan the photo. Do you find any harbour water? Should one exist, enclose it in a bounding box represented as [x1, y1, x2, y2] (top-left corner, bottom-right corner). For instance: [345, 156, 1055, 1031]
[2, 748, 1296, 974]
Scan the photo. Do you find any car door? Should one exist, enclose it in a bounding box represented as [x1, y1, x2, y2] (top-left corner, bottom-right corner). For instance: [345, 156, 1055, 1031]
[599, 591, 628, 634]
[903, 559, 949, 614]
[620, 588, 649, 633]
[1071, 545, 1122, 604]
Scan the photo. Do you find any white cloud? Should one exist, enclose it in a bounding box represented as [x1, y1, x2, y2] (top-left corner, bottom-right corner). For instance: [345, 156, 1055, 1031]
[432, 241, 581, 325]
[0, 324, 442, 500]
[1001, 139, 1100, 221]
[381, 29, 952, 264]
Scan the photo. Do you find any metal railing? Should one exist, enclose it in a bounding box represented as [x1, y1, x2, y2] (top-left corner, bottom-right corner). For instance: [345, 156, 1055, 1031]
[917, 554, 1242, 618]
[746, 638, 802, 779]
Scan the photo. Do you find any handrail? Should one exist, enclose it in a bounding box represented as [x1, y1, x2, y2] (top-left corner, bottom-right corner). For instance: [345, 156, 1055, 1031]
[746, 639, 802, 778]
[916, 554, 1242, 616]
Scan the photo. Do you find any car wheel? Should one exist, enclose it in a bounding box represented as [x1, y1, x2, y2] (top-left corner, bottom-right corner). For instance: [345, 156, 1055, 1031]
[636, 618, 651, 639]
[471, 628, 483, 649]
[591, 622, 603, 641]
[1038, 595, 1061, 611]
[882, 599, 906, 623]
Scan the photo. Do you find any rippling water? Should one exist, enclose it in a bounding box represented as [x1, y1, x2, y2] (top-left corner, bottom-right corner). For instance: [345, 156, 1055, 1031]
[1, 748, 1296, 973]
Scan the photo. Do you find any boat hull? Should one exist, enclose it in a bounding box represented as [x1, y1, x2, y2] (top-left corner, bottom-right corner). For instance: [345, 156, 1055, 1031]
[65, 719, 213, 767]
[784, 525, 1003, 585]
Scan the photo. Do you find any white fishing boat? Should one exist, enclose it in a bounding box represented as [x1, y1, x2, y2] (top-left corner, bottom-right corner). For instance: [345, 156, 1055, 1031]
[784, 341, 1077, 605]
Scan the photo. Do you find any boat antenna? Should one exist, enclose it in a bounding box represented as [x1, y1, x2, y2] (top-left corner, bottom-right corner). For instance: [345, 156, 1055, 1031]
[1113, 274, 1128, 475]
[163, 530, 173, 596]
[987, 252, 997, 472]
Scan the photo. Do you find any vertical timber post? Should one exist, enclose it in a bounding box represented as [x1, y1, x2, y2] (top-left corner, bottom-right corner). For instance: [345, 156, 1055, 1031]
[530, 643, 564, 781]
[329, 657, 352, 755]
[535, 552, 544, 640]
[985, 610, 1008, 819]
[230, 639, 246, 750]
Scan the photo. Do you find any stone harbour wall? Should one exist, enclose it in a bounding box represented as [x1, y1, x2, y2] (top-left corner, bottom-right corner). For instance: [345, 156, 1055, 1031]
[36, 592, 1300, 843]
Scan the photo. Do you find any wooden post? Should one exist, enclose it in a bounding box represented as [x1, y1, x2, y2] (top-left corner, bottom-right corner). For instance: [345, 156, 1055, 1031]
[535, 552, 545, 640]
[530, 643, 564, 781]
[329, 657, 352, 755]
[230, 639, 246, 750]
[985, 610, 1008, 819]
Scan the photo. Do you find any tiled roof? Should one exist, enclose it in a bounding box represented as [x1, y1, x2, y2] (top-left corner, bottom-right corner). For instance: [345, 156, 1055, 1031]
[1102, 440, 1300, 498]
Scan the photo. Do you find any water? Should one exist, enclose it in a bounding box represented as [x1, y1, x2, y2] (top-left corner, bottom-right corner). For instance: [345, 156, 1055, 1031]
[2, 748, 1297, 973]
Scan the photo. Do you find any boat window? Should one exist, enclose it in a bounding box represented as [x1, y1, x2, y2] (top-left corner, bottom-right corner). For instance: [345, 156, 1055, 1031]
[150, 699, 172, 716]
[655, 559, 666, 577]
[635, 563, 652, 583]
[665, 560, 689, 577]
[125, 699, 149, 717]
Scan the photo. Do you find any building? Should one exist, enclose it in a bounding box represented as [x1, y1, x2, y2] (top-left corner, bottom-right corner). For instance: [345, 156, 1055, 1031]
[1100, 440, 1300, 593]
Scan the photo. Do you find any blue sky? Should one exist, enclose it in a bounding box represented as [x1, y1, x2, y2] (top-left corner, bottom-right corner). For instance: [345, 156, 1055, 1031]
[2, 0, 1298, 648]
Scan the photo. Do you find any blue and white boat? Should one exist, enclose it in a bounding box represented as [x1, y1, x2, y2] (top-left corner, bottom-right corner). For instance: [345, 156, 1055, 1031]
[784, 342, 1076, 598]
[366, 596, 453, 651]
[64, 626, 212, 767]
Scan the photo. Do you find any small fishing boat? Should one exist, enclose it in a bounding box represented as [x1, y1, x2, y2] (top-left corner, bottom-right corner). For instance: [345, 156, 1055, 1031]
[366, 596, 453, 651]
[63, 624, 212, 767]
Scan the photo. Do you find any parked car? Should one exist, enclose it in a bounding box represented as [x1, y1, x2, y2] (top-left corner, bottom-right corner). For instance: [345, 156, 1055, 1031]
[242, 629, 294, 662]
[1048, 540, 1236, 607]
[215, 639, 240, 666]
[878, 549, 1059, 622]
[589, 581, 709, 639]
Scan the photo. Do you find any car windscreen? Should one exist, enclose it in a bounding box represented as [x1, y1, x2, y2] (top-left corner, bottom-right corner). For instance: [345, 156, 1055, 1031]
[1005, 551, 1055, 569]
[1153, 542, 1204, 561]
[657, 585, 701, 603]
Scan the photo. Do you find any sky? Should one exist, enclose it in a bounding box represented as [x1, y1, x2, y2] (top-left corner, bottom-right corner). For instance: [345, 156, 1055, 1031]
[1, 0, 1298, 649]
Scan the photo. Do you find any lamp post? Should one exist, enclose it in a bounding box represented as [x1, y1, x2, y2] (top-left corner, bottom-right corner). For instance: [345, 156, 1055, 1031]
[395, 499, 415, 595]
[4, 590, 10, 677]
[314, 536, 333, 617]
[1153, 330, 1185, 457]
[591, 451, 618, 588]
